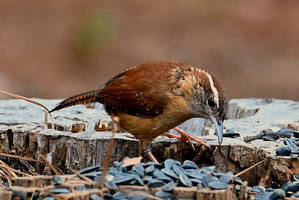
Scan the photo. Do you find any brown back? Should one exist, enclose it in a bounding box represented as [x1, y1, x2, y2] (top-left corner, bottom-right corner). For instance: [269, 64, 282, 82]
[98, 61, 182, 117]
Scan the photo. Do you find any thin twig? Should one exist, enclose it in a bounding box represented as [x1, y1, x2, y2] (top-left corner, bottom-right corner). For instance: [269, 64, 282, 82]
[0, 163, 31, 177]
[100, 116, 119, 188]
[69, 168, 95, 184]
[0, 160, 17, 178]
[39, 154, 60, 175]
[100, 132, 115, 188]
[45, 110, 48, 130]
[0, 89, 54, 129]
[239, 181, 248, 200]
[0, 153, 42, 163]
[30, 189, 36, 200]
[234, 159, 266, 177]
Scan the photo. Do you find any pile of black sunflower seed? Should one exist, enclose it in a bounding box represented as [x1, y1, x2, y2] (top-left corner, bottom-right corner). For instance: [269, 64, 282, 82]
[5, 158, 299, 199]
[78, 159, 238, 200]
[274, 128, 299, 157]
[249, 181, 299, 200]
[78, 158, 299, 200]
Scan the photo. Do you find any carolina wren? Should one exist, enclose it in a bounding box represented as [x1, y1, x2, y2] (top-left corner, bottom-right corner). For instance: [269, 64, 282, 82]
[51, 61, 228, 155]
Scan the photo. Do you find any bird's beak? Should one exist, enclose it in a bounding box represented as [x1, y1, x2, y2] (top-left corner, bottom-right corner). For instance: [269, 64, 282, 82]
[209, 114, 223, 146]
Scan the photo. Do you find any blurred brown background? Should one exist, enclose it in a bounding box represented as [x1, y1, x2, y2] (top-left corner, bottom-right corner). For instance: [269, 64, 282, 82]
[0, 1, 298, 101]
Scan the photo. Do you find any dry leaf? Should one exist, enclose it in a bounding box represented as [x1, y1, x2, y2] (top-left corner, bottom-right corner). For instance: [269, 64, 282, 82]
[123, 156, 142, 167]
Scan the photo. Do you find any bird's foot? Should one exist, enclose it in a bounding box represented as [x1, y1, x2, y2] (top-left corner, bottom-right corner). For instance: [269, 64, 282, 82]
[144, 149, 158, 163]
[164, 127, 211, 151]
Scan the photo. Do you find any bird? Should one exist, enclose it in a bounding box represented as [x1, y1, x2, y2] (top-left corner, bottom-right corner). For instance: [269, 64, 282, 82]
[50, 61, 228, 161]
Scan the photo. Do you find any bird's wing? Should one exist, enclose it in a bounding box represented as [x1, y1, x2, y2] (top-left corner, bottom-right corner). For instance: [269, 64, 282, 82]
[98, 61, 176, 117]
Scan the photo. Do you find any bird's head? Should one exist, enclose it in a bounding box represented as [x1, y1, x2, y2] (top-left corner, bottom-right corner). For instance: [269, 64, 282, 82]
[177, 67, 228, 145]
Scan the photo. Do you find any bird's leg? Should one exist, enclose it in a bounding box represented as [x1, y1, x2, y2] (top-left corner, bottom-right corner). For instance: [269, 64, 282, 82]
[138, 141, 144, 156]
[139, 141, 158, 163]
[144, 149, 158, 163]
[164, 127, 211, 151]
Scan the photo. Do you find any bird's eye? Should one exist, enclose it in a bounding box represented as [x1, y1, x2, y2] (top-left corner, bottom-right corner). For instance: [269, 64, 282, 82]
[208, 98, 216, 108]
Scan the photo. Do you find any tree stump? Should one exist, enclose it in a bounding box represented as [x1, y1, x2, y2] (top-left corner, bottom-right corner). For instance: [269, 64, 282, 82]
[0, 98, 298, 187]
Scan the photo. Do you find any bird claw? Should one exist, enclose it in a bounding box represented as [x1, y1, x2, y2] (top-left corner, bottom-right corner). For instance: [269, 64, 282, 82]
[187, 139, 196, 151]
[164, 127, 211, 151]
[144, 149, 158, 163]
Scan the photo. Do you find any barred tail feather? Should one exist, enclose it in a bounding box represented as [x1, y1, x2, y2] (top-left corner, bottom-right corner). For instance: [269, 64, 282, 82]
[50, 90, 98, 112]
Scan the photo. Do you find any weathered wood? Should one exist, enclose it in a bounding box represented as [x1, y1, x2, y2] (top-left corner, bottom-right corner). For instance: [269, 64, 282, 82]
[0, 98, 299, 187]
[7, 174, 105, 199]
[173, 186, 197, 199]
[196, 186, 237, 200]
[291, 159, 299, 174]
[6, 174, 238, 199]
[0, 191, 12, 199]
[119, 185, 199, 199]
[239, 181, 248, 200]
[54, 189, 103, 200]
[11, 175, 50, 187]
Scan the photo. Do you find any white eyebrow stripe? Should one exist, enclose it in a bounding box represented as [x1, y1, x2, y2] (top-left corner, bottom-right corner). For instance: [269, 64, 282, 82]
[204, 72, 219, 108]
